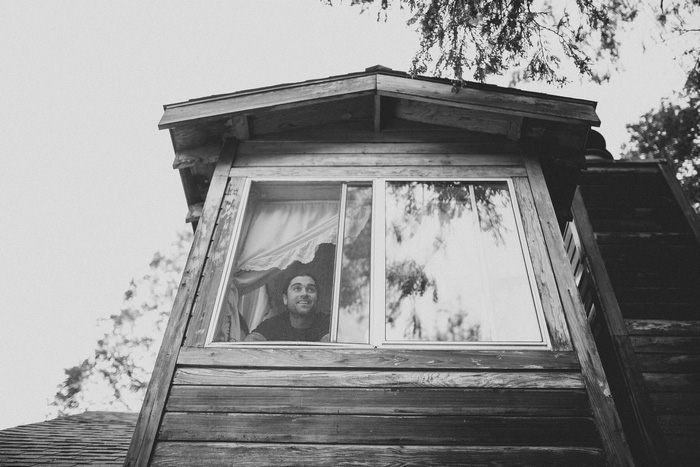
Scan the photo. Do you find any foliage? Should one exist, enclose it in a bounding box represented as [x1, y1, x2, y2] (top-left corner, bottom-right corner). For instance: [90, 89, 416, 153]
[338, 0, 699, 85]
[50, 230, 193, 416]
[621, 75, 700, 213]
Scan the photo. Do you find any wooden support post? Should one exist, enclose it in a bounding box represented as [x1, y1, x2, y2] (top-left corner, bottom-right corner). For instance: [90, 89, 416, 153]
[524, 155, 635, 466]
[124, 139, 238, 467]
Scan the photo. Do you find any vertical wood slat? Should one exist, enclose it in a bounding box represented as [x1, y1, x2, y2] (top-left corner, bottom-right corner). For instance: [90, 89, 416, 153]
[184, 177, 247, 347]
[523, 155, 635, 467]
[512, 177, 571, 351]
[124, 139, 238, 467]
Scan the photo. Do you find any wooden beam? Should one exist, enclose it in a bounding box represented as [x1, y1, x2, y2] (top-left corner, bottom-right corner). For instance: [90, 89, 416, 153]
[172, 368, 584, 389]
[159, 75, 377, 129]
[124, 139, 238, 467]
[185, 203, 203, 224]
[390, 98, 522, 140]
[523, 155, 635, 466]
[228, 114, 250, 141]
[178, 347, 580, 370]
[173, 144, 220, 169]
[152, 443, 606, 467]
[377, 74, 600, 126]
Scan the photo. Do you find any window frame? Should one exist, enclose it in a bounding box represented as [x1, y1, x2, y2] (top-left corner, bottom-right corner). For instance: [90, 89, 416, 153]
[204, 173, 552, 350]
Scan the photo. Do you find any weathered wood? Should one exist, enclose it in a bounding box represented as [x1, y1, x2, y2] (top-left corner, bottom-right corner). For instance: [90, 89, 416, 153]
[183, 177, 246, 347]
[235, 140, 520, 155]
[643, 373, 700, 392]
[177, 347, 580, 370]
[124, 140, 238, 467]
[523, 155, 635, 466]
[159, 412, 602, 446]
[657, 415, 700, 435]
[650, 392, 700, 414]
[626, 319, 700, 336]
[256, 126, 506, 143]
[235, 152, 523, 168]
[228, 114, 250, 141]
[373, 94, 381, 132]
[594, 232, 695, 247]
[185, 203, 203, 224]
[166, 386, 590, 416]
[172, 367, 584, 388]
[630, 336, 700, 354]
[635, 352, 700, 373]
[159, 75, 377, 129]
[251, 95, 374, 136]
[512, 177, 571, 350]
[151, 443, 606, 467]
[173, 144, 220, 169]
[389, 97, 522, 139]
[665, 435, 700, 467]
[230, 165, 527, 178]
[376, 74, 600, 125]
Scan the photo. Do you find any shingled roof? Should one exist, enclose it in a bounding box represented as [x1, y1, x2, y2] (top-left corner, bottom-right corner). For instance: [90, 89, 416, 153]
[0, 411, 137, 466]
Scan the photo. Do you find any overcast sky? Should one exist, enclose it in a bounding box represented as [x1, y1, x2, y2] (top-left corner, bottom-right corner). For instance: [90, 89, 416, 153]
[0, 0, 689, 430]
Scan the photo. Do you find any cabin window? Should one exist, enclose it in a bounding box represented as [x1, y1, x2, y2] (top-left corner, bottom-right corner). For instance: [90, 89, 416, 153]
[208, 178, 548, 348]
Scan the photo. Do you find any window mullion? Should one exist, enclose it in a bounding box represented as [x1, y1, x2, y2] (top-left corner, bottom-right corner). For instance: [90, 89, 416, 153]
[371, 180, 385, 347]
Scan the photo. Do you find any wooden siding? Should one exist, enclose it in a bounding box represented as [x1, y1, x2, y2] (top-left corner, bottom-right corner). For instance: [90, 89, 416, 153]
[577, 161, 700, 467]
[140, 139, 623, 466]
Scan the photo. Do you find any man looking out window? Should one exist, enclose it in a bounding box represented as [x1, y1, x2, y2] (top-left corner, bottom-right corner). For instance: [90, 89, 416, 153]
[244, 273, 330, 342]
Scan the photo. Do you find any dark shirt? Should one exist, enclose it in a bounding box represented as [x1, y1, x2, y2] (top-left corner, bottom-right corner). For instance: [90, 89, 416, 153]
[251, 312, 330, 341]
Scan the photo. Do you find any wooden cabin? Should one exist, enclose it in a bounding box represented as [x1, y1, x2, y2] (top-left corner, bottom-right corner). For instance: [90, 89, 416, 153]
[124, 67, 700, 466]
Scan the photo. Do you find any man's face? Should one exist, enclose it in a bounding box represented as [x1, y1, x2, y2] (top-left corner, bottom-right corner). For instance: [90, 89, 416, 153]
[283, 275, 318, 317]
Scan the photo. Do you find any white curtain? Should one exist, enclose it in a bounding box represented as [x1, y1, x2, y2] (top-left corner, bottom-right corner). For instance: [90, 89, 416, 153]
[215, 200, 340, 341]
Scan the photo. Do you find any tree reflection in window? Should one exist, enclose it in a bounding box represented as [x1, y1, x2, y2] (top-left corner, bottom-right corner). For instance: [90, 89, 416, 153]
[385, 181, 543, 343]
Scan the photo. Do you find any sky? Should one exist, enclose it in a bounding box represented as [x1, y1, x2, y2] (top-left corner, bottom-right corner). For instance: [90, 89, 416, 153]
[0, 1, 690, 430]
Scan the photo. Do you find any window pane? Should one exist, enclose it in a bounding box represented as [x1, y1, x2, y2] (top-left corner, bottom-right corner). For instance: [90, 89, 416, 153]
[213, 182, 339, 342]
[384, 181, 542, 343]
[336, 185, 372, 344]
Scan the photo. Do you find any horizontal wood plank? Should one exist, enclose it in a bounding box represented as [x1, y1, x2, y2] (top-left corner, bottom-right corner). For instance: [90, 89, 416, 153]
[177, 347, 580, 370]
[166, 386, 590, 416]
[644, 373, 700, 393]
[630, 336, 700, 354]
[229, 166, 527, 178]
[650, 392, 700, 415]
[237, 141, 520, 155]
[635, 353, 700, 373]
[159, 412, 602, 446]
[172, 367, 584, 388]
[626, 319, 700, 336]
[234, 152, 523, 167]
[151, 443, 606, 467]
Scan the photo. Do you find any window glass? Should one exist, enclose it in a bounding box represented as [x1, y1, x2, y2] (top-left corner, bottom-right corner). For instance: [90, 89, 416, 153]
[384, 181, 543, 343]
[210, 178, 545, 347]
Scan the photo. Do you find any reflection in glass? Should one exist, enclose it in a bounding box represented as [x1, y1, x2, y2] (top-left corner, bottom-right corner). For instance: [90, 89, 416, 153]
[385, 181, 542, 343]
[336, 186, 372, 344]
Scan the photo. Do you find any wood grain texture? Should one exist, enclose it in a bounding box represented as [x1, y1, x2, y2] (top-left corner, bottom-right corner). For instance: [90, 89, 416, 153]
[165, 386, 590, 416]
[230, 166, 527, 178]
[183, 177, 247, 347]
[626, 319, 700, 336]
[523, 155, 635, 466]
[151, 443, 606, 467]
[643, 373, 700, 392]
[172, 368, 584, 389]
[512, 177, 571, 350]
[177, 347, 580, 370]
[376, 74, 600, 125]
[390, 97, 522, 139]
[124, 141, 238, 466]
[159, 75, 377, 129]
[159, 412, 602, 446]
